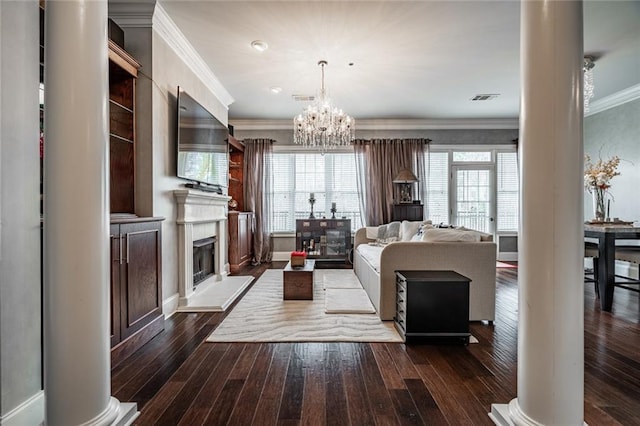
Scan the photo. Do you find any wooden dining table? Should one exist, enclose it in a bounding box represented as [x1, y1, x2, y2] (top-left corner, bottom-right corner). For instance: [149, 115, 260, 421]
[584, 223, 640, 311]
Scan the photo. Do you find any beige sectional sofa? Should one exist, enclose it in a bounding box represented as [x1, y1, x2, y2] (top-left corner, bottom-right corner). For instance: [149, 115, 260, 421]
[353, 225, 497, 322]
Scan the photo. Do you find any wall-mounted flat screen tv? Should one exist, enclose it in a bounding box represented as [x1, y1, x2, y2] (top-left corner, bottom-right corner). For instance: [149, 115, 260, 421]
[176, 87, 228, 190]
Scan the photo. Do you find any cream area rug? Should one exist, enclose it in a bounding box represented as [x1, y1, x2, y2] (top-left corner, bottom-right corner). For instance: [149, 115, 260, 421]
[325, 288, 376, 314]
[207, 269, 402, 343]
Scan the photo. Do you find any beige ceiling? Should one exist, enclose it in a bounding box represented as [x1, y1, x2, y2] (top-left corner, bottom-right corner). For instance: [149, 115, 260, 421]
[158, 1, 640, 121]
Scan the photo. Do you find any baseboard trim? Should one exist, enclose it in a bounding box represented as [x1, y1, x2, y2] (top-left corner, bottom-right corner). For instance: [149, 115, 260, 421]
[272, 251, 291, 261]
[0, 391, 44, 426]
[163, 292, 180, 318]
[111, 315, 165, 368]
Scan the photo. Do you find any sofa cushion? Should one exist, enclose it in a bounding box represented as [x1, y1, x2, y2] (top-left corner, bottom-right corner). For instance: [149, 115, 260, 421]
[356, 244, 383, 273]
[421, 228, 481, 242]
[400, 220, 433, 241]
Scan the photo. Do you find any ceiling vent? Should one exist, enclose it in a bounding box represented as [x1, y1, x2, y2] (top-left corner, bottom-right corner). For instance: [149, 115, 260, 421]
[471, 94, 500, 101]
[292, 94, 315, 102]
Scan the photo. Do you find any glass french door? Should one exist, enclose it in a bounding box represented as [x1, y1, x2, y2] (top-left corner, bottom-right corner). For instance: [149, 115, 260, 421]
[451, 165, 495, 234]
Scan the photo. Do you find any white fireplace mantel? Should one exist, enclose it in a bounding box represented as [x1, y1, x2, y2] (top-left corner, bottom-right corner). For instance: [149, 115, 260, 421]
[174, 189, 231, 303]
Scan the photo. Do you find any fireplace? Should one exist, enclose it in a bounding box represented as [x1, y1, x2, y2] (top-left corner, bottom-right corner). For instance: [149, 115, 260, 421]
[193, 236, 217, 288]
[174, 189, 231, 306]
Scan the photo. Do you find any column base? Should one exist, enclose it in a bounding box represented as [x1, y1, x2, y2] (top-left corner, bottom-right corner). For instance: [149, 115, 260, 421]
[489, 400, 588, 426]
[112, 401, 139, 426]
[489, 399, 540, 426]
[489, 402, 516, 426]
[80, 397, 138, 426]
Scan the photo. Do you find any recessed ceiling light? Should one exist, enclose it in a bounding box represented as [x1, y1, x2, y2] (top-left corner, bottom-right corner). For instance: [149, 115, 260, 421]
[250, 40, 268, 52]
[270, 86, 282, 94]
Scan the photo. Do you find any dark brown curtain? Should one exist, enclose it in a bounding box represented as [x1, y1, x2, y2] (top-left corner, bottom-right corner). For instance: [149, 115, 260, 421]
[243, 139, 274, 264]
[354, 138, 429, 226]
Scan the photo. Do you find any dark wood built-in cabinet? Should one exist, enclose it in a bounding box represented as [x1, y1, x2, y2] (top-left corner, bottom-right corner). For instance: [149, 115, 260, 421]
[393, 203, 424, 222]
[108, 37, 164, 364]
[110, 217, 164, 364]
[228, 211, 254, 274]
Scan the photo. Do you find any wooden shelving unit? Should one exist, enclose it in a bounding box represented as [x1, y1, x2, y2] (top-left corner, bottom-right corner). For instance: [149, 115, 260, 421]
[228, 135, 245, 211]
[108, 40, 140, 214]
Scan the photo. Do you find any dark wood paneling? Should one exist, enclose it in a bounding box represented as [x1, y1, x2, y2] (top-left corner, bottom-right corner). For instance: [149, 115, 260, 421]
[120, 221, 162, 341]
[113, 264, 640, 426]
[110, 224, 122, 348]
[110, 219, 164, 366]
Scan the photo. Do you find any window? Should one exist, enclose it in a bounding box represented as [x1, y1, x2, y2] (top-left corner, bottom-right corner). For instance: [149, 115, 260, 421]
[269, 151, 363, 232]
[425, 151, 449, 224]
[452, 151, 491, 162]
[496, 152, 519, 232]
[423, 148, 519, 232]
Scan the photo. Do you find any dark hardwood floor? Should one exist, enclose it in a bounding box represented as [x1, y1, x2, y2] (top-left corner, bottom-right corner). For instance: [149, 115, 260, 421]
[112, 263, 640, 425]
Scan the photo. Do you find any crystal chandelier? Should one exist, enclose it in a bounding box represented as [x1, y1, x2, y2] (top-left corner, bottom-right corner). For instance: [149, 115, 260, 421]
[583, 56, 595, 112]
[294, 60, 355, 154]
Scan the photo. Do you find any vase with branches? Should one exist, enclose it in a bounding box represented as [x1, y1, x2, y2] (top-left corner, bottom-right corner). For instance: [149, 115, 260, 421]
[584, 154, 620, 221]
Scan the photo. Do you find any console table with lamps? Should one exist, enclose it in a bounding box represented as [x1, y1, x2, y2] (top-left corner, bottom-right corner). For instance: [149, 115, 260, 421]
[392, 168, 423, 221]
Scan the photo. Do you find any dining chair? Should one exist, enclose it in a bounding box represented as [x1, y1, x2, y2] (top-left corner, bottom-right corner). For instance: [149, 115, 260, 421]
[584, 241, 599, 297]
[614, 246, 640, 293]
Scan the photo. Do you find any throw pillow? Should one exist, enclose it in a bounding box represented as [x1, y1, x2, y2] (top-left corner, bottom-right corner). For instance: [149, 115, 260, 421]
[376, 221, 401, 244]
[400, 220, 433, 241]
[421, 228, 481, 242]
[455, 226, 493, 241]
[410, 222, 434, 241]
[365, 226, 380, 240]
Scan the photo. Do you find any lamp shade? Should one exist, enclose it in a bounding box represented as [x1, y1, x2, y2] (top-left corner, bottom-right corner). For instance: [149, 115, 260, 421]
[393, 168, 418, 183]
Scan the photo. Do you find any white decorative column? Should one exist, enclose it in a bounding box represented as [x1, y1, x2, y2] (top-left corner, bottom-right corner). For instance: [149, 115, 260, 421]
[44, 1, 136, 425]
[490, 1, 585, 425]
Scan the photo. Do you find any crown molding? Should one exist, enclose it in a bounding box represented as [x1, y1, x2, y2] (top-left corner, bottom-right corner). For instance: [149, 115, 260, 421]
[108, 1, 156, 28]
[586, 83, 640, 117]
[110, 2, 234, 109]
[152, 4, 234, 109]
[230, 118, 519, 131]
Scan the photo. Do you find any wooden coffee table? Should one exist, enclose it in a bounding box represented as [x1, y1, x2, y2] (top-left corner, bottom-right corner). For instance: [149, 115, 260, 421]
[283, 259, 315, 300]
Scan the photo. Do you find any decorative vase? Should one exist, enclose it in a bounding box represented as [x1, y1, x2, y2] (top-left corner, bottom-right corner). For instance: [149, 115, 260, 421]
[592, 187, 606, 221]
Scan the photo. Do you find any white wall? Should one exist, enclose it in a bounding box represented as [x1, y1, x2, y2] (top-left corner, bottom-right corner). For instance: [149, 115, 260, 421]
[117, 12, 230, 313]
[584, 98, 640, 221]
[151, 31, 229, 309]
[0, 1, 43, 423]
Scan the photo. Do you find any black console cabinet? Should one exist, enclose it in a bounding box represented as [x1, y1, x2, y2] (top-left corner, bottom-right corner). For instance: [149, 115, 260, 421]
[393, 204, 423, 221]
[395, 270, 470, 344]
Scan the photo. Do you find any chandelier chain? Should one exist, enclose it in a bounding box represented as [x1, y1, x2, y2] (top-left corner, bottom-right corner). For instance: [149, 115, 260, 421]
[584, 56, 595, 112]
